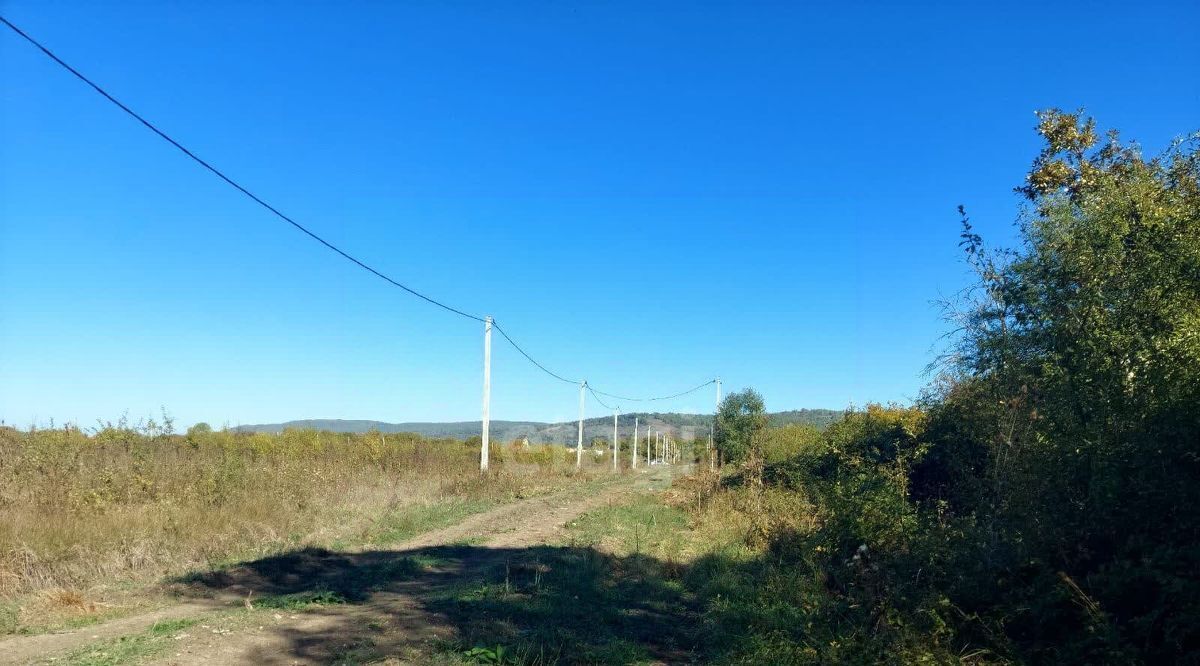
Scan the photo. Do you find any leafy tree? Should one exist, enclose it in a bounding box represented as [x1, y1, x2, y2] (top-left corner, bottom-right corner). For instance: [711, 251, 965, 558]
[932, 109, 1200, 661]
[185, 422, 212, 444]
[728, 111, 1199, 664]
[714, 388, 767, 465]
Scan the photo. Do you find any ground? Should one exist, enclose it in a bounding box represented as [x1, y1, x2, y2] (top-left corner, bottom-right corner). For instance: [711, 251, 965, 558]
[0, 467, 691, 665]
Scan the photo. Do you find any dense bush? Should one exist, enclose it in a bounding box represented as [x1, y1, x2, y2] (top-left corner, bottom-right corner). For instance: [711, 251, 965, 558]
[688, 111, 1199, 664]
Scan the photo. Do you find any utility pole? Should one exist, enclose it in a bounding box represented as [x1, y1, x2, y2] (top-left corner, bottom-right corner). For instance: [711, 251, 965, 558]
[711, 377, 721, 472]
[612, 409, 620, 472]
[577, 381, 586, 470]
[632, 416, 639, 469]
[647, 428, 652, 466]
[480, 316, 492, 472]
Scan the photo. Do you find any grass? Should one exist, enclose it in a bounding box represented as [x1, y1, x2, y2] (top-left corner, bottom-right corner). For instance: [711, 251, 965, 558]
[367, 498, 499, 545]
[59, 616, 202, 666]
[410, 485, 711, 664]
[252, 589, 348, 611]
[561, 493, 691, 558]
[484, 470, 821, 664]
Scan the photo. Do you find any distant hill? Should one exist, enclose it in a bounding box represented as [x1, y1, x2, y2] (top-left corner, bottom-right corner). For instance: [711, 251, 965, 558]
[233, 409, 841, 445]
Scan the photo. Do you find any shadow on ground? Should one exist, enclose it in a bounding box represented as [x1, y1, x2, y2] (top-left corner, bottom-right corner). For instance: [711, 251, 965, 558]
[171, 543, 701, 665]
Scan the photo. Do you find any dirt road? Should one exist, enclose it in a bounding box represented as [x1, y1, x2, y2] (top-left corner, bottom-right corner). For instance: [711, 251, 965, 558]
[1, 468, 679, 665]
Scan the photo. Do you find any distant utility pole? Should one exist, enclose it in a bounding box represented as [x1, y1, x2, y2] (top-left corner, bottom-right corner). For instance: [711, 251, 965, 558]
[632, 416, 639, 469]
[711, 377, 721, 472]
[647, 428, 652, 466]
[613, 409, 619, 472]
[480, 316, 492, 472]
[577, 381, 586, 469]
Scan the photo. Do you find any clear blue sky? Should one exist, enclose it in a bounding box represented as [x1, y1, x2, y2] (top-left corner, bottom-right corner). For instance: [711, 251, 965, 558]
[2, 1, 1197, 430]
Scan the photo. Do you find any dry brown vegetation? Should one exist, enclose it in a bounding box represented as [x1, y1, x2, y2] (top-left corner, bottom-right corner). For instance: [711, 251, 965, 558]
[0, 421, 591, 633]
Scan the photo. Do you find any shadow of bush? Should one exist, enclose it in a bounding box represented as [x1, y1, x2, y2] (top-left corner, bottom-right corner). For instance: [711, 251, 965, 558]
[170, 543, 707, 665]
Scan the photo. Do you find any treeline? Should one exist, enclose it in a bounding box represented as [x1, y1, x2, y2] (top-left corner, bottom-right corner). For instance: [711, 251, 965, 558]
[227, 409, 841, 444]
[703, 111, 1199, 663]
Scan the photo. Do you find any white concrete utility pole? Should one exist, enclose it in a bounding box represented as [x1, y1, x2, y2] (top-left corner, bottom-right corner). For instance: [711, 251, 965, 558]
[577, 381, 586, 470]
[632, 417, 639, 469]
[613, 409, 619, 472]
[647, 428, 652, 465]
[480, 316, 492, 472]
[711, 377, 722, 472]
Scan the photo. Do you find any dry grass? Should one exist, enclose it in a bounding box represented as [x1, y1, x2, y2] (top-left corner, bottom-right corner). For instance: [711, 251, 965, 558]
[0, 423, 590, 632]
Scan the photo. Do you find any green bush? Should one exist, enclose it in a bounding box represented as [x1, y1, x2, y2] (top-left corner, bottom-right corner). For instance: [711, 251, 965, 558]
[687, 111, 1200, 664]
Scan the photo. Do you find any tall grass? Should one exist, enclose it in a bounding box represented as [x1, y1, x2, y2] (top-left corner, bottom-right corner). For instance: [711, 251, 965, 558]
[0, 422, 585, 604]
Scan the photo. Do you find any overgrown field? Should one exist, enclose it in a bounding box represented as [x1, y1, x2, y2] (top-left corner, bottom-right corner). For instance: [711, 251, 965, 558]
[0, 423, 589, 633]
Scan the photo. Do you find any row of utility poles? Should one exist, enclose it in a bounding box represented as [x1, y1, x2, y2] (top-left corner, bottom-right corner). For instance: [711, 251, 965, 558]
[573, 381, 692, 469]
[478, 315, 721, 472]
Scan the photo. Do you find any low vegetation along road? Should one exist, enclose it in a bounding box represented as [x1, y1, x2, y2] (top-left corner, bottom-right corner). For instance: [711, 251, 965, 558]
[1, 467, 684, 665]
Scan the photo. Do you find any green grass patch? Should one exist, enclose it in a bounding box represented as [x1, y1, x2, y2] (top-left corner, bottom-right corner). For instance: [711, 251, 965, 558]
[563, 492, 691, 559]
[61, 617, 200, 666]
[252, 589, 348, 611]
[368, 498, 497, 545]
[0, 600, 18, 634]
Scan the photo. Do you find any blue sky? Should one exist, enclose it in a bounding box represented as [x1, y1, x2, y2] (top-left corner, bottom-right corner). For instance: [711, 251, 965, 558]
[2, 1, 1197, 430]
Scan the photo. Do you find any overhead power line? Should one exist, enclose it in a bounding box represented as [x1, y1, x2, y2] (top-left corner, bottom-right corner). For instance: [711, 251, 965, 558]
[494, 321, 715, 403]
[586, 385, 617, 411]
[0, 15, 483, 323]
[590, 379, 715, 402]
[490, 322, 580, 386]
[2, 16, 717, 405]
